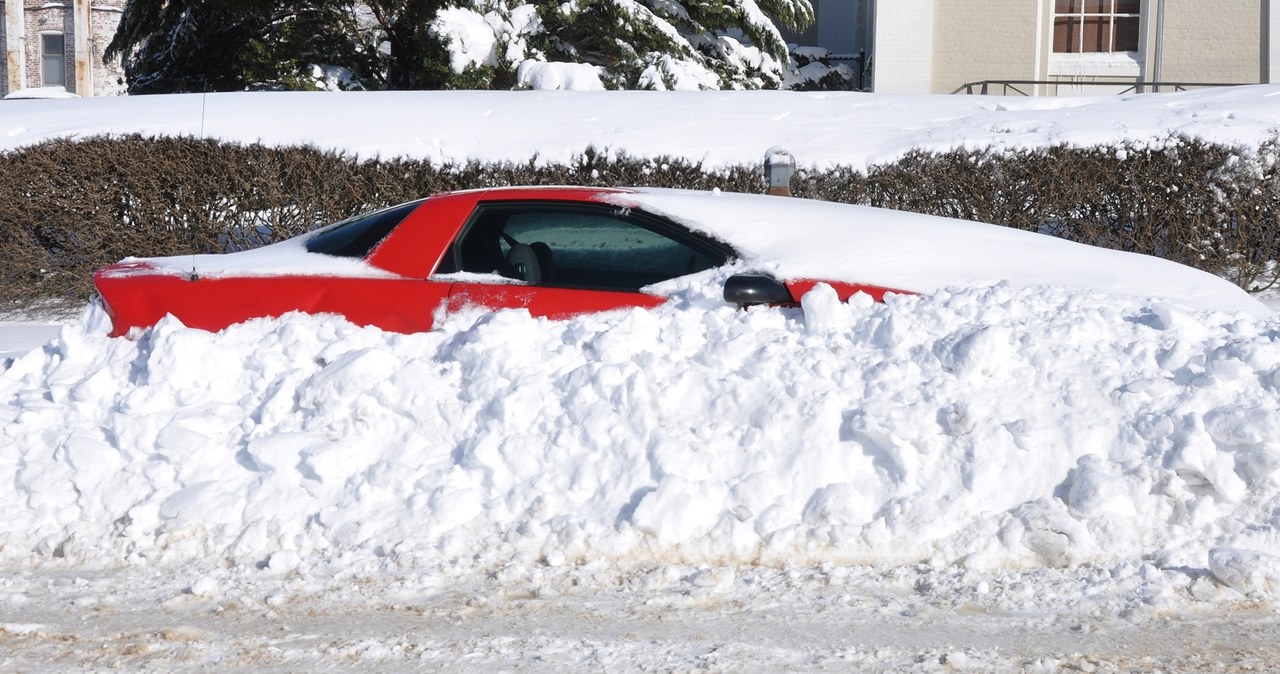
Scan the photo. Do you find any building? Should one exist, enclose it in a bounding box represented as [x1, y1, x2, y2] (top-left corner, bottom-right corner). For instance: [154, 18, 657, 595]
[2, 0, 126, 98]
[803, 0, 1279, 95]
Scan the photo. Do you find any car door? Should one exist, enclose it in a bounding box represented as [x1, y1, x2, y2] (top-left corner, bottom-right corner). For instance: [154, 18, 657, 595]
[437, 201, 733, 320]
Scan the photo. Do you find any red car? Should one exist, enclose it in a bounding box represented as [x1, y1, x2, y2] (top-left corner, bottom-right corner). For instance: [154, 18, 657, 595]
[94, 186, 908, 337]
[94, 186, 1266, 336]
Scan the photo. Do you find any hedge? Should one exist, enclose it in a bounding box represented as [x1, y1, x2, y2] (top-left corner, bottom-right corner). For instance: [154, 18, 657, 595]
[1, 134, 1275, 317]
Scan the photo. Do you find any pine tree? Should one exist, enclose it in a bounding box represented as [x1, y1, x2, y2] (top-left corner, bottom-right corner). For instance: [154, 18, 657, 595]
[430, 0, 814, 89]
[106, 0, 382, 93]
[431, 0, 813, 89]
[105, 0, 814, 93]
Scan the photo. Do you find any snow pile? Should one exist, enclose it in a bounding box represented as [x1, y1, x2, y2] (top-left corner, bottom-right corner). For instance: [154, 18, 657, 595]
[2, 88, 78, 100]
[3, 283, 1279, 593]
[1, 85, 1277, 170]
[516, 62, 606, 91]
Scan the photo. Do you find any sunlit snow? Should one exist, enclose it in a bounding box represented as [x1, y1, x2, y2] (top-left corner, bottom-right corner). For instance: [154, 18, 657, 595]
[3, 86, 1280, 670]
[1, 85, 1277, 169]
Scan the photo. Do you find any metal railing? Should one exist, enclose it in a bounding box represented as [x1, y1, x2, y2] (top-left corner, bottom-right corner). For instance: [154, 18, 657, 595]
[825, 51, 868, 91]
[952, 79, 1249, 96]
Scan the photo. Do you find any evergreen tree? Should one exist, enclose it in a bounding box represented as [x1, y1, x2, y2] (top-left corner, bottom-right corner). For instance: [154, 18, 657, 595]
[432, 0, 813, 89]
[106, 0, 381, 93]
[105, 0, 813, 93]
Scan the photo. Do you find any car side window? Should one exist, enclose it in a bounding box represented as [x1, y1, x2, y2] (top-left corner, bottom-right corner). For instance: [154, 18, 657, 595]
[306, 200, 424, 258]
[452, 203, 730, 291]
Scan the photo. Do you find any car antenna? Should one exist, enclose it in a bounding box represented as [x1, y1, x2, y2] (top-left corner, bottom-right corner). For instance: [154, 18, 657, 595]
[191, 80, 206, 282]
[199, 79, 208, 139]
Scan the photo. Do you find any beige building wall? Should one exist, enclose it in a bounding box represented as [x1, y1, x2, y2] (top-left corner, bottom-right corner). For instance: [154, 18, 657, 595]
[871, 0, 1272, 94]
[1157, 0, 1262, 83]
[931, 0, 1041, 94]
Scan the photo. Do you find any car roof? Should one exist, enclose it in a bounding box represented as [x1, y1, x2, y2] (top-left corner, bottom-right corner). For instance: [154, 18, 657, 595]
[428, 185, 636, 204]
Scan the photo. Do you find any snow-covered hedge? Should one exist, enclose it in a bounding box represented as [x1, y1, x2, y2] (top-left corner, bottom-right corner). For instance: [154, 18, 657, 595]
[1, 135, 1275, 314]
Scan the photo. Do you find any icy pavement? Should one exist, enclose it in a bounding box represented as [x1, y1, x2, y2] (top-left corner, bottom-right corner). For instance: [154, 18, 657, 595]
[2, 563, 1279, 671]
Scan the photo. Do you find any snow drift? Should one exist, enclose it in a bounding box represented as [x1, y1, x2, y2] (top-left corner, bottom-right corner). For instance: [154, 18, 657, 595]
[2, 85, 1278, 170]
[3, 282, 1279, 592]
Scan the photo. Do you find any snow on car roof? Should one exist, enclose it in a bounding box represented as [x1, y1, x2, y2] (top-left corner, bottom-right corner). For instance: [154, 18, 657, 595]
[619, 188, 1269, 317]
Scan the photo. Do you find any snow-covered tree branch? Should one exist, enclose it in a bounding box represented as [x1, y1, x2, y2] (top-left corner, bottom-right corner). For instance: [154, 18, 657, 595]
[104, 0, 813, 92]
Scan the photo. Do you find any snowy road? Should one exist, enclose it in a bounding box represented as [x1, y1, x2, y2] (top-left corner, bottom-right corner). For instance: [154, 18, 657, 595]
[3, 565, 1279, 672]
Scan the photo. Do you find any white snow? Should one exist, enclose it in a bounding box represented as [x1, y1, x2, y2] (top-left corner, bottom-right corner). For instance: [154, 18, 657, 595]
[4, 86, 1280, 669]
[516, 61, 606, 91]
[433, 6, 504, 74]
[0, 323, 63, 361]
[2, 87, 78, 100]
[1, 85, 1277, 170]
[3, 286, 1278, 577]
[113, 235, 399, 280]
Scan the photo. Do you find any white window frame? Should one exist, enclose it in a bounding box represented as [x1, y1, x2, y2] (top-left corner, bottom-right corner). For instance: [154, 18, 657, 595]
[1052, 0, 1141, 54]
[1047, 0, 1144, 82]
[40, 32, 67, 88]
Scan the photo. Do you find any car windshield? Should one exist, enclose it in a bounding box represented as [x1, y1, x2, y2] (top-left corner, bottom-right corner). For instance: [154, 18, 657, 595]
[305, 200, 424, 258]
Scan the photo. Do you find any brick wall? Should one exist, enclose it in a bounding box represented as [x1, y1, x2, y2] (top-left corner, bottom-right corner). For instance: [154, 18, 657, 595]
[23, 4, 72, 89]
[1, 0, 124, 97]
[91, 4, 125, 95]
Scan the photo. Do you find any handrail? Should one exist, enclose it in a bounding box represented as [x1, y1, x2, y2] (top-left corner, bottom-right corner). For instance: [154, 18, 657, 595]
[951, 80, 1250, 95]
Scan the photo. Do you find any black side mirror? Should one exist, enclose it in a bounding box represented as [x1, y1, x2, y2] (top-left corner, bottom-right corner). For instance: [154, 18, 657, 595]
[724, 274, 793, 306]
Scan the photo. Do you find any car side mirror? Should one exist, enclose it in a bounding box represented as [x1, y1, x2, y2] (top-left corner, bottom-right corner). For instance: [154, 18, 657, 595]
[723, 274, 793, 306]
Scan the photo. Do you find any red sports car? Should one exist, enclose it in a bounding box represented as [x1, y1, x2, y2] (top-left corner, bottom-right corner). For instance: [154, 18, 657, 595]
[93, 186, 1267, 336]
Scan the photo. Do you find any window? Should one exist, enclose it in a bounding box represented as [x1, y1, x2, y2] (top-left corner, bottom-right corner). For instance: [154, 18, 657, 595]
[305, 200, 423, 258]
[450, 203, 731, 291]
[41, 34, 66, 87]
[1053, 0, 1140, 53]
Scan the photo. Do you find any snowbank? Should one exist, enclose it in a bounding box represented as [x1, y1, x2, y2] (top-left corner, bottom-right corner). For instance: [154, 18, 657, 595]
[0, 85, 1277, 169]
[3, 284, 1279, 592]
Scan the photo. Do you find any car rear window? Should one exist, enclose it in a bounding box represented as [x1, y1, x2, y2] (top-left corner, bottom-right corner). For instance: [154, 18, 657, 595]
[305, 200, 423, 258]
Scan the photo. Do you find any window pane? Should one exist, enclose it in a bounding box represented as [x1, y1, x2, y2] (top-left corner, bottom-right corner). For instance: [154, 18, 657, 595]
[1113, 16, 1140, 51]
[41, 58, 64, 86]
[460, 206, 727, 290]
[41, 34, 66, 87]
[1079, 17, 1109, 52]
[503, 213, 714, 286]
[1083, 0, 1110, 14]
[306, 200, 421, 258]
[1053, 17, 1074, 52]
[1115, 0, 1141, 14]
[1056, 0, 1081, 13]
